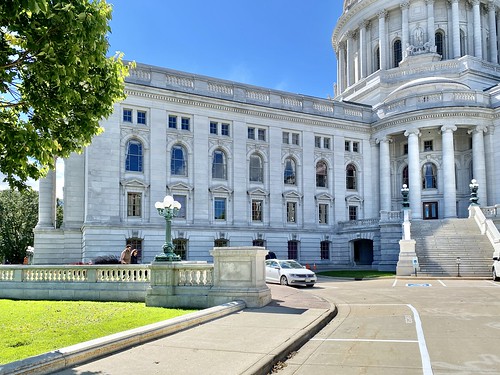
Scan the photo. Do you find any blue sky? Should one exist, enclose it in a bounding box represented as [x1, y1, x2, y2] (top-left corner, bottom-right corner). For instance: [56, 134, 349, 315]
[108, 0, 343, 98]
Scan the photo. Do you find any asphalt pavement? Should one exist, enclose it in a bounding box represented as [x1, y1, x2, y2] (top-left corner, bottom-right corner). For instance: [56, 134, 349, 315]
[1, 284, 336, 375]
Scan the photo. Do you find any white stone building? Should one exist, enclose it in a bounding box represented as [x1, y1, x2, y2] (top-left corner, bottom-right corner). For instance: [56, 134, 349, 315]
[34, 0, 500, 270]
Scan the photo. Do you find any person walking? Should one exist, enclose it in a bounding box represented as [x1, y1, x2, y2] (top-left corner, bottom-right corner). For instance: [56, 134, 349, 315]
[131, 249, 139, 264]
[120, 245, 132, 264]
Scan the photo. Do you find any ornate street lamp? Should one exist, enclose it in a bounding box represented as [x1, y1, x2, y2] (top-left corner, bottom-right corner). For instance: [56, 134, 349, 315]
[401, 184, 410, 209]
[469, 179, 479, 206]
[154, 195, 182, 262]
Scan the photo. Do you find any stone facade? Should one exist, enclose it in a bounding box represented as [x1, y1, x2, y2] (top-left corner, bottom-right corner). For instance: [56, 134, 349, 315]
[34, 0, 500, 270]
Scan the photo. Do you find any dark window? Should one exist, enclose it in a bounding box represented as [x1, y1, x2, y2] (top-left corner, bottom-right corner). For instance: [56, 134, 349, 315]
[125, 141, 143, 172]
[422, 163, 437, 189]
[287, 240, 298, 260]
[127, 193, 141, 217]
[319, 204, 328, 224]
[210, 121, 218, 135]
[394, 39, 402, 67]
[320, 241, 330, 260]
[284, 158, 296, 185]
[346, 164, 357, 190]
[324, 138, 330, 149]
[435, 32, 444, 57]
[137, 111, 146, 125]
[248, 127, 255, 139]
[352, 142, 359, 153]
[214, 238, 228, 247]
[258, 129, 266, 141]
[173, 238, 188, 260]
[168, 115, 177, 129]
[345, 141, 350, 151]
[253, 239, 265, 247]
[126, 238, 142, 263]
[221, 123, 230, 136]
[212, 150, 227, 179]
[315, 136, 321, 148]
[424, 140, 433, 151]
[282, 132, 289, 144]
[402, 165, 409, 187]
[316, 161, 328, 188]
[249, 154, 263, 182]
[403, 143, 408, 155]
[252, 200, 263, 222]
[287, 202, 296, 223]
[123, 109, 132, 122]
[375, 47, 381, 71]
[292, 133, 300, 145]
[171, 145, 187, 176]
[349, 206, 358, 221]
[214, 198, 226, 220]
[181, 117, 190, 131]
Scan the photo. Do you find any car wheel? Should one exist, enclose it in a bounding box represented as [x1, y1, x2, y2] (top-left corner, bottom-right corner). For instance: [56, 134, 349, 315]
[306, 284, 315, 288]
[280, 275, 288, 286]
[493, 269, 500, 281]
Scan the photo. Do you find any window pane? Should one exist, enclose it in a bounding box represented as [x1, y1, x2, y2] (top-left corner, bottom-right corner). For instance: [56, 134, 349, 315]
[292, 133, 299, 145]
[212, 150, 226, 179]
[127, 193, 141, 217]
[123, 109, 132, 122]
[221, 123, 230, 136]
[137, 111, 146, 125]
[287, 240, 298, 260]
[346, 164, 356, 190]
[181, 117, 190, 131]
[320, 241, 330, 260]
[210, 121, 218, 134]
[349, 206, 357, 221]
[173, 195, 187, 218]
[316, 161, 327, 188]
[284, 158, 296, 185]
[126, 141, 143, 172]
[352, 142, 359, 152]
[171, 145, 187, 176]
[345, 141, 350, 151]
[173, 238, 188, 260]
[252, 200, 262, 222]
[249, 154, 263, 182]
[287, 202, 296, 222]
[248, 127, 255, 139]
[214, 198, 226, 220]
[258, 129, 266, 141]
[319, 203, 328, 224]
[315, 136, 321, 148]
[282, 132, 289, 144]
[324, 138, 330, 149]
[168, 115, 177, 129]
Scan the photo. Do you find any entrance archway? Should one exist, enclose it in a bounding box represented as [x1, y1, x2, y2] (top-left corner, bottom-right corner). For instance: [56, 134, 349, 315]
[353, 239, 374, 265]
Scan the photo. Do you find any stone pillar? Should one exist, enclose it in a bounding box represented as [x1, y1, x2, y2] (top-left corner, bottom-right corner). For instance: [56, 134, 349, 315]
[472, 0, 483, 59]
[366, 22, 373, 75]
[397, 210, 418, 276]
[359, 21, 367, 79]
[377, 137, 392, 212]
[338, 41, 346, 93]
[488, 1, 498, 63]
[426, 0, 436, 48]
[405, 130, 422, 219]
[469, 126, 488, 205]
[346, 31, 354, 87]
[441, 125, 458, 218]
[378, 10, 388, 70]
[37, 168, 56, 228]
[452, 0, 461, 58]
[401, 2, 410, 52]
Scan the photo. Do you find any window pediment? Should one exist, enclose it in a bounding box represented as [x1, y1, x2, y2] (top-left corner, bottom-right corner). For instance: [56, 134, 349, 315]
[316, 193, 334, 202]
[247, 188, 269, 197]
[282, 190, 303, 199]
[209, 185, 233, 195]
[345, 194, 363, 203]
[168, 182, 193, 192]
[120, 178, 149, 189]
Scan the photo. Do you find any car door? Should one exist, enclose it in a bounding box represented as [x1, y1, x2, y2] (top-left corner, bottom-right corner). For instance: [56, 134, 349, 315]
[266, 260, 280, 283]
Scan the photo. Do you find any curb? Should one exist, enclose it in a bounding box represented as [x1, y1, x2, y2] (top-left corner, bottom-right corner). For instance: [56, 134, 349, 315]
[0, 301, 246, 375]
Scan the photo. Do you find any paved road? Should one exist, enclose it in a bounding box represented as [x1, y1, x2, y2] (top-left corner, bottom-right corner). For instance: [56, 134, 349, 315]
[276, 277, 500, 375]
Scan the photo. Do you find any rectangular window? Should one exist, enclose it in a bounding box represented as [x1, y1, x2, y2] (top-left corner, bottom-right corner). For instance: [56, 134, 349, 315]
[319, 204, 328, 224]
[127, 193, 142, 217]
[214, 198, 226, 220]
[403, 144, 408, 155]
[181, 117, 190, 131]
[221, 123, 230, 136]
[258, 129, 266, 141]
[424, 140, 433, 151]
[210, 121, 218, 135]
[287, 241, 298, 260]
[320, 241, 330, 260]
[137, 111, 147, 125]
[168, 115, 177, 129]
[287, 202, 296, 223]
[123, 109, 132, 123]
[252, 200, 263, 222]
[248, 127, 255, 140]
[315, 136, 321, 148]
[323, 138, 330, 149]
[173, 239, 188, 260]
[173, 194, 187, 219]
[352, 141, 359, 152]
[292, 133, 300, 146]
[348, 206, 358, 221]
[345, 141, 350, 151]
[282, 132, 289, 144]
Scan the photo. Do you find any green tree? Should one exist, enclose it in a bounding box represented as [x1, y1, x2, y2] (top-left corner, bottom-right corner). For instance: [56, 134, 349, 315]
[0, 0, 130, 189]
[0, 189, 38, 264]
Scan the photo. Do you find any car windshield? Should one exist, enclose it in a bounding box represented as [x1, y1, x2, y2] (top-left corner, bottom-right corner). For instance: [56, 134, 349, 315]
[280, 260, 304, 269]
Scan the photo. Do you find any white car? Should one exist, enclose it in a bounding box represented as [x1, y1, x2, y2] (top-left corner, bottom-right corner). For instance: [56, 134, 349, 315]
[265, 259, 317, 287]
[493, 252, 500, 281]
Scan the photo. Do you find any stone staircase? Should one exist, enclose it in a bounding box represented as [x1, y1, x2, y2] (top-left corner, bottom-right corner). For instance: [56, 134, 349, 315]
[411, 218, 493, 277]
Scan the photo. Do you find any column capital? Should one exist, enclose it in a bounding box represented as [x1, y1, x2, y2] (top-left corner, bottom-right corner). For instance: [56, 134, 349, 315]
[425, 0, 435, 5]
[470, 0, 480, 6]
[488, 0, 496, 12]
[404, 129, 421, 137]
[359, 19, 370, 30]
[440, 124, 458, 133]
[377, 9, 388, 19]
[401, 2, 410, 10]
[467, 125, 488, 135]
[376, 136, 393, 144]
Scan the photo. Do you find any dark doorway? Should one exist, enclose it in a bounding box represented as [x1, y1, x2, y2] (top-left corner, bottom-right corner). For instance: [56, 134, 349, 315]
[353, 239, 373, 265]
[423, 202, 438, 219]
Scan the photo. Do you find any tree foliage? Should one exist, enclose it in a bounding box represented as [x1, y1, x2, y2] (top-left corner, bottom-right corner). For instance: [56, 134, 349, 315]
[0, 0, 130, 189]
[0, 189, 38, 263]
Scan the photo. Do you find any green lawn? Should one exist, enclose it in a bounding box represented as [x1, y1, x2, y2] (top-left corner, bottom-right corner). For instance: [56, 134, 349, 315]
[0, 300, 195, 365]
[317, 270, 396, 279]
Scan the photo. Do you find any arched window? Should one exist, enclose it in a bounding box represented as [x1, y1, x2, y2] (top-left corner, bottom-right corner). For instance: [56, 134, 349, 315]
[393, 39, 402, 67]
[316, 161, 328, 188]
[171, 144, 187, 176]
[435, 31, 444, 57]
[212, 149, 227, 179]
[460, 29, 466, 57]
[422, 162, 437, 189]
[374, 46, 381, 71]
[125, 140, 143, 172]
[346, 164, 357, 190]
[284, 157, 296, 185]
[402, 165, 409, 187]
[249, 154, 263, 182]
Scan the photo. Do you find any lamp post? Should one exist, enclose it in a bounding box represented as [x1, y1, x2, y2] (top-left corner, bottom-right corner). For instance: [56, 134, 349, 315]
[469, 179, 479, 206]
[456, 256, 461, 277]
[401, 184, 410, 209]
[154, 195, 181, 262]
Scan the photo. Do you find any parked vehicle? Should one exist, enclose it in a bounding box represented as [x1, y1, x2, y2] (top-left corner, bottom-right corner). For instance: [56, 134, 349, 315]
[265, 259, 316, 287]
[492, 251, 500, 281]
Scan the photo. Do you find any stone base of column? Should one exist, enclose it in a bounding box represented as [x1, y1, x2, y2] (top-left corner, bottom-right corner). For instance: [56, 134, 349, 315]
[396, 239, 418, 276]
[400, 52, 441, 68]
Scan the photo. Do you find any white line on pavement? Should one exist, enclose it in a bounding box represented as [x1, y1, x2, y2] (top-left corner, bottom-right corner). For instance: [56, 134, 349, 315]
[407, 304, 433, 375]
[438, 280, 447, 287]
[392, 279, 398, 287]
[311, 338, 418, 343]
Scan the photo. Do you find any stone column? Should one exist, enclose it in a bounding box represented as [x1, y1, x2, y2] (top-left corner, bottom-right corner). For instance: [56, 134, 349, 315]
[37, 168, 57, 228]
[366, 22, 373, 75]
[405, 130, 422, 219]
[488, 1, 498, 63]
[426, 0, 436, 48]
[472, 0, 483, 59]
[337, 42, 346, 93]
[378, 10, 388, 70]
[469, 126, 488, 205]
[346, 31, 355, 86]
[377, 137, 392, 212]
[359, 21, 367, 79]
[401, 2, 410, 52]
[441, 125, 458, 218]
[452, 0, 461, 58]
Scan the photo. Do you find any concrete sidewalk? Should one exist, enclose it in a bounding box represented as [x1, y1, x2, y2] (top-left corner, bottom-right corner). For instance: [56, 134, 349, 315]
[1, 284, 336, 375]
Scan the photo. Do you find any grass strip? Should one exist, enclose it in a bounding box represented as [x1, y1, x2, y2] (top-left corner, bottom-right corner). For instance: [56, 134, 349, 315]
[0, 299, 195, 365]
